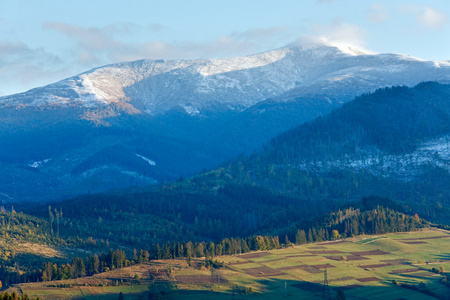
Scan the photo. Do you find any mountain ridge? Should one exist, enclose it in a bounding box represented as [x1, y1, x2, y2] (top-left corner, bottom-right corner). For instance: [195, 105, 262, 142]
[2, 40, 449, 118]
[2, 41, 450, 202]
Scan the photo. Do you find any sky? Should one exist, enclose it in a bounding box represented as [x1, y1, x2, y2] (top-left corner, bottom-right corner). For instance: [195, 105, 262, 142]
[1, 0, 449, 96]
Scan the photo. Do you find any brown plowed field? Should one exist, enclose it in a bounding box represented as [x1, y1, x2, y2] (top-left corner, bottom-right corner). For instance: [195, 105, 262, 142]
[356, 277, 382, 282]
[400, 241, 427, 244]
[327, 255, 369, 261]
[175, 275, 228, 284]
[389, 268, 421, 274]
[308, 250, 344, 254]
[242, 266, 286, 277]
[238, 252, 272, 259]
[350, 249, 389, 256]
[359, 263, 392, 269]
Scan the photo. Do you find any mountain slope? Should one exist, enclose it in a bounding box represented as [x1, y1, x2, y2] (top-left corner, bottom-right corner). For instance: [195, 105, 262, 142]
[11, 83, 450, 240]
[231, 82, 450, 222]
[2, 41, 450, 202]
[2, 40, 449, 116]
[265, 82, 450, 174]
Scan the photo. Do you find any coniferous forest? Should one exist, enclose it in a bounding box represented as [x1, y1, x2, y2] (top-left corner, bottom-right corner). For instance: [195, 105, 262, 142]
[1, 83, 450, 294]
[0, 195, 425, 287]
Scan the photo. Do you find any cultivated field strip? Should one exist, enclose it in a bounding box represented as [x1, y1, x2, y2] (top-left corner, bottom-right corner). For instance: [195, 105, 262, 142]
[8, 229, 450, 299]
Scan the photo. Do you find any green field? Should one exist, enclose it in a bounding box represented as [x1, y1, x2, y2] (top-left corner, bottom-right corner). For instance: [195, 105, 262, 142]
[7, 229, 450, 299]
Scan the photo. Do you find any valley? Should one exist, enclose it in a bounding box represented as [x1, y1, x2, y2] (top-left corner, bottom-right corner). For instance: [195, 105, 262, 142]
[5, 229, 450, 299]
[1, 39, 450, 300]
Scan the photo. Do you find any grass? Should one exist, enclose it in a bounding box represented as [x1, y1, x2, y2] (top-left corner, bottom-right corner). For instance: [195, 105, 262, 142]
[7, 228, 450, 299]
[354, 236, 387, 244]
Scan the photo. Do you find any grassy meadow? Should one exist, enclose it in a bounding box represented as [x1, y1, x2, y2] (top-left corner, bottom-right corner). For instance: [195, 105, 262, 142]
[6, 229, 450, 299]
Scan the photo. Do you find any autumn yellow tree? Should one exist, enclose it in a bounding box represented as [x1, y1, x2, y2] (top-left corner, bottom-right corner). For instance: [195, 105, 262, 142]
[331, 229, 340, 240]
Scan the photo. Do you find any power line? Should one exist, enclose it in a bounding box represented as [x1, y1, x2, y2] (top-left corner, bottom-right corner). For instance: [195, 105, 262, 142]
[322, 264, 331, 300]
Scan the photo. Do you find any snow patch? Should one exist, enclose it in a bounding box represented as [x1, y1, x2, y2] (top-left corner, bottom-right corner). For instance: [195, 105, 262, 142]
[2, 39, 450, 115]
[295, 136, 450, 181]
[121, 170, 140, 177]
[329, 75, 353, 82]
[135, 154, 156, 166]
[329, 42, 374, 56]
[29, 159, 51, 168]
[0, 193, 13, 200]
[434, 60, 450, 67]
[197, 48, 289, 77]
[183, 106, 200, 116]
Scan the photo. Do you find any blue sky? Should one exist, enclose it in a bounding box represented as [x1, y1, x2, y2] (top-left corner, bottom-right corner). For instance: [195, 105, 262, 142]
[1, 0, 449, 96]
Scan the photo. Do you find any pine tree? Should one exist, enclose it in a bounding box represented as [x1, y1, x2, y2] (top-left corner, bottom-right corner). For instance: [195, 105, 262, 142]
[48, 206, 54, 237]
[54, 208, 60, 238]
[308, 228, 314, 243]
[284, 234, 291, 247]
[133, 249, 138, 262]
[296, 229, 307, 245]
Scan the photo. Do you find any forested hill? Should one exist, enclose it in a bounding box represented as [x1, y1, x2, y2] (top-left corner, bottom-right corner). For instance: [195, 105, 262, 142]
[0, 195, 426, 288]
[229, 82, 450, 223]
[15, 82, 450, 251]
[19, 82, 450, 230]
[265, 81, 450, 162]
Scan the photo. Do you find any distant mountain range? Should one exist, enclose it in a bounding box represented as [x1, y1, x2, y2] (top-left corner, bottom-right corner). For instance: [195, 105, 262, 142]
[2, 41, 450, 116]
[1, 40, 450, 202]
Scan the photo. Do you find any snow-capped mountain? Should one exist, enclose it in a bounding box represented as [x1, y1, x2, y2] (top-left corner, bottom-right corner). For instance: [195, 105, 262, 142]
[2, 40, 450, 203]
[1, 40, 449, 117]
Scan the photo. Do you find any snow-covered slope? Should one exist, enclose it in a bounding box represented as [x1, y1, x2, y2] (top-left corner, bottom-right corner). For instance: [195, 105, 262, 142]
[1, 41, 450, 203]
[294, 135, 450, 182]
[1, 40, 449, 116]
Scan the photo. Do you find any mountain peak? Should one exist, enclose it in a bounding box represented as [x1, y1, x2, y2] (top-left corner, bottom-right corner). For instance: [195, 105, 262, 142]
[287, 38, 374, 56]
[1, 40, 449, 117]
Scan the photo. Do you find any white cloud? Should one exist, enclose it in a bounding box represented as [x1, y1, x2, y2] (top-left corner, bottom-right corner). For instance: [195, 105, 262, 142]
[104, 22, 166, 35]
[193, 36, 258, 58]
[43, 22, 292, 63]
[132, 36, 260, 61]
[231, 26, 290, 48]
[0, 41, 66, 94]
[418, 8, 446, 29]
[43, 22, 121, 65]
[367, 3, 388, 23]
[232, 26, 287, 41]
[401, 6, 447, 30]
[0, 22, 293, 95]
[311, 20, 367, 48]
[42, 22, 170, 66]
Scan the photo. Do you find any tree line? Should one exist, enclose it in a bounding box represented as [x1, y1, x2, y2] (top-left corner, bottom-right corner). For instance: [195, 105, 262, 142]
[2, 197, 424, 287]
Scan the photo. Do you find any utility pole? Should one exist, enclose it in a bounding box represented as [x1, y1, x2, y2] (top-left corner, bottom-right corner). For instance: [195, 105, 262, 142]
[218, 272, 220, 292]
[322, 264, 331, 300]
